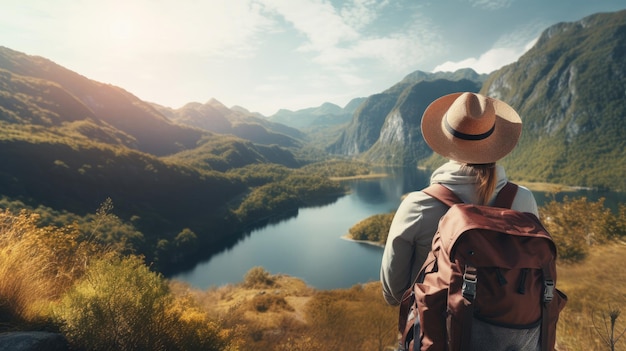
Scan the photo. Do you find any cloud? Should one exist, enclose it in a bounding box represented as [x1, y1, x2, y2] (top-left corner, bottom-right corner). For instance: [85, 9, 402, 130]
[467, 0, 514, 10]
[259, 0, 360, 52]
[433, 17, 543, 74]
[340, 0, 391, 30]
[433, 37, 537, 74]
[493, 18, 547, 49]
[130, 1, 273, 58]
[258, 0, 442, 74]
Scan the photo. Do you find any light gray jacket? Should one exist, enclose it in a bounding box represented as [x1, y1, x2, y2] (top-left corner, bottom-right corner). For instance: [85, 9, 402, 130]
[380, 161, 539, 305]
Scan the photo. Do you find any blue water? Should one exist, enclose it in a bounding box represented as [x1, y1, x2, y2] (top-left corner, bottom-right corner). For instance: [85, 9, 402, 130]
[173, 168, 625, 290]
[173, 168, 430, 290]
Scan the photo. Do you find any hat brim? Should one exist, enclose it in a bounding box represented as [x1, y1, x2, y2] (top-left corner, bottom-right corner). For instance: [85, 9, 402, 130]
[421, 93, 522, 164]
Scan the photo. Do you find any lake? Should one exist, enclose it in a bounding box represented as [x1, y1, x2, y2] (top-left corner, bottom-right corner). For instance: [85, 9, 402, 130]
[173, 167, 624, 290]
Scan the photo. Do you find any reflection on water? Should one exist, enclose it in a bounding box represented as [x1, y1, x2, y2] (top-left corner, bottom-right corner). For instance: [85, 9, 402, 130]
[173, 167, 625, 290]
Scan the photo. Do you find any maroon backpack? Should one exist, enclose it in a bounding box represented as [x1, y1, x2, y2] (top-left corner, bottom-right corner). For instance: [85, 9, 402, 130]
[398, 183, 567, 351]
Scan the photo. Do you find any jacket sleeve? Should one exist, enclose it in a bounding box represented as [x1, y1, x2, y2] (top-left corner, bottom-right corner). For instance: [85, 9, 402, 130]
[380, 192, 440, 305]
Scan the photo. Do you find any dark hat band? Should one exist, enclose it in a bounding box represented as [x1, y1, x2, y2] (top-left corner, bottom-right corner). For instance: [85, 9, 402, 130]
[444, 117, 495, 141]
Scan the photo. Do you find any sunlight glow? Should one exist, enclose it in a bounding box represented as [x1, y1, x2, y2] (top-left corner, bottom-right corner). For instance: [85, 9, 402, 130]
[108, 18, 135, 42]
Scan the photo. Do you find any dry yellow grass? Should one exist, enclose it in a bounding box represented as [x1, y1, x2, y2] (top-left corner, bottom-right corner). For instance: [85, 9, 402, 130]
[173, 242, 626, 351]
[171, 275, 398, 350]
[170, 274, 314, 328]
[556, 242, 626, 351]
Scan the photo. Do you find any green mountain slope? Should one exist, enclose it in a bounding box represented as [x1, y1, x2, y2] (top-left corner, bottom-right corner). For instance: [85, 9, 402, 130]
[482, 9, 626, 191]
[364, 78, 483, 166]
[327, 70, 486, 162]
[0, 46, 204, 156]
[163, 135, 300, 172]
[0, 125, 248, 264]
[0, 46, 324, 271]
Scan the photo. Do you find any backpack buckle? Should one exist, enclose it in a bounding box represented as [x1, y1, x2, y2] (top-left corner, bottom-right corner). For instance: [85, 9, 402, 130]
[543, 279, 555, 303]
[462, 265, 477, 300]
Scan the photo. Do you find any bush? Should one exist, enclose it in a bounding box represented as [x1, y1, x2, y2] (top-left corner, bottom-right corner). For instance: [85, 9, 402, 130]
[539, 196, 623, 262]
[54, 256, 229, 351]
[243, 266, 276, 289]
[55, 256, 170, 350]
[250, 294, 294, 313]
[165, 293, 234, 351]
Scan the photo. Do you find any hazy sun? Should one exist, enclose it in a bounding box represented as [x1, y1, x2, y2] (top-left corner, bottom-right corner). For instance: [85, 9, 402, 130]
[107, 18, 135, 43]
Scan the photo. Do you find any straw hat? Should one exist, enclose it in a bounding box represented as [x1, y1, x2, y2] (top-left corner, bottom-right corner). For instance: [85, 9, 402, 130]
[421, 92, 522, 164]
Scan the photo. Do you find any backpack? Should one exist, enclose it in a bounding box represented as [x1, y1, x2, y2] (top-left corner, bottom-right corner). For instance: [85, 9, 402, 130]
[398, 182, 567, 351]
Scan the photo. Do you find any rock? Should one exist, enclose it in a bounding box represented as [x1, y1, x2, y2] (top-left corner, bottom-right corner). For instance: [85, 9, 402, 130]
[0, 331, 69, 351]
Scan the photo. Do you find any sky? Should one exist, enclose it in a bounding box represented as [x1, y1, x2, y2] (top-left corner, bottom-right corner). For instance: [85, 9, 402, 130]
[1, 1, 625, 116]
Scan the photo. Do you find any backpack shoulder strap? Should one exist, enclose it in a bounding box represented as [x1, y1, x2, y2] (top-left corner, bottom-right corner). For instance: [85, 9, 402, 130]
[494, 182, 519, 209]
[422, 182, 519, 209]
[422, 184, 462, 207]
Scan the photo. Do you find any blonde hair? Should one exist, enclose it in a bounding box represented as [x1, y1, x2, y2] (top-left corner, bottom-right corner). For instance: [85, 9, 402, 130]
[462, 163, 497, 205]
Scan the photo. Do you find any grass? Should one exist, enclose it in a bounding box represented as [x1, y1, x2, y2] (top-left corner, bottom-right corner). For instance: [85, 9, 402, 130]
[556, 242, 626, 351]
[174, 242, 626, 351]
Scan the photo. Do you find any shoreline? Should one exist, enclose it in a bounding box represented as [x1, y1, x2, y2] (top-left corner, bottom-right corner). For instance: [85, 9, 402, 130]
[330, 169, 594, 193]
[337, 180, 594, 251]
[329, 173, 388, 181]
[514, 181, 593, 193]
[340, 234, 385, 248]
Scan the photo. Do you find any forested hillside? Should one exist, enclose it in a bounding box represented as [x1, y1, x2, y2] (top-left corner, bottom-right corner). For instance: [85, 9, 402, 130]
[0, 46, 357, 272]
[482, 9, 626, 191]
[0, 47, 204, 156]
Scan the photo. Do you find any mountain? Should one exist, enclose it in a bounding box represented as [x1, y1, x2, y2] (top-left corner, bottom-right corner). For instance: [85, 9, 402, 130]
[268, 99, 365, 130]
[327, 70, 487, 162]
[0, 46, 204, 156]
[327, 10, 626, 191]
[363, 78, 484, 165]
[0, 46, 316, 270]
[481, 9, 626, 191]
[156, 99, 306, 148]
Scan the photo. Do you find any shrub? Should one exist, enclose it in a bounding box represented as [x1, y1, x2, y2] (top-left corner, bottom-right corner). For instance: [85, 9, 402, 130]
[250, 293, 294, 313]
[165, 293, 233, 351]
[243, 266, 275, 289]
[540, 196, 622, 262]
[55, 256, 170, 350]
[54, 255, 229, 350]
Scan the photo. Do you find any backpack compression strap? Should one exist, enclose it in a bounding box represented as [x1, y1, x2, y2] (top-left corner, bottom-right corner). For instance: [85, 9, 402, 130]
[422, 182, 519, 209]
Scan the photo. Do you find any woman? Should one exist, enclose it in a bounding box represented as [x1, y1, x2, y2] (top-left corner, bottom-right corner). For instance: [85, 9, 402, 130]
[380, 91, 539, 305]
